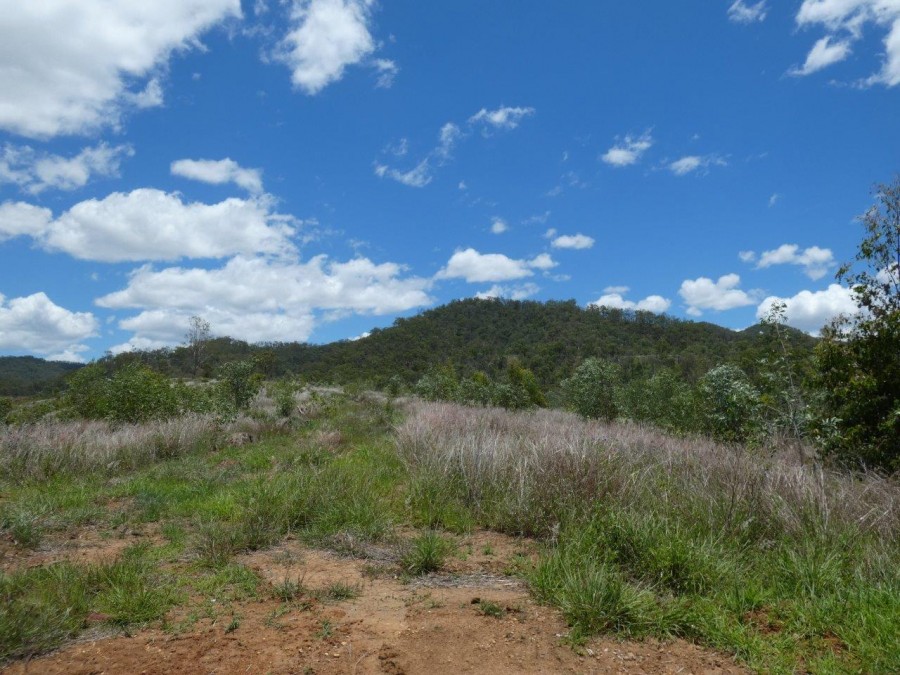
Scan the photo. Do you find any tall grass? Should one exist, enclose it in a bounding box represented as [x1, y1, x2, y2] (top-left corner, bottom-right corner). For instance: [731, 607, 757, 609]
[396, 401, 900, 672]
[0, 414, 270, 481]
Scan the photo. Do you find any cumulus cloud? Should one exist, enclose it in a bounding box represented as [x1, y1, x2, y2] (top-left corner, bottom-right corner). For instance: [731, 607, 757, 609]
[550, 233, 595, 250]
[728, 0, 768, 24]
[475, 283, 540, 301]
[469, 106, 535, 130]
[171, 158, 264, 194]
[0, 189, 296, 262]
[436, 248, 556, 283]
[600, 130, 653, 167]
[0, 292, 98, 360]
[490, 218, 509, 235]
[590, 292, 671, 314]
[756, 284, 858, 334]
[276, 0, 378, 95]
[99, 254, 433, 348]
[739, 250, 757, 263]
[679, 273, 756, 316]
[756, 243, 836, 280]
[0, 1, 241, 138]
[793, 0, 900, 86]
[668, 154, 728, 176]
[0, 143, 134, 194]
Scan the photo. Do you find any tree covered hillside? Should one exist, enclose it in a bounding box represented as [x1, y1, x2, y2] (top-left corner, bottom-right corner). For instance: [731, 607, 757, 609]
[0, 356, 83, 396]
[271, 299, 815, 387]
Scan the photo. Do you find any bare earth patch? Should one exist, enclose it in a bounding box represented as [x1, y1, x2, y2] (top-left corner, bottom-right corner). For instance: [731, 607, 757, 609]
[2, 530, 746, 674]
[0, 524, 161, 574]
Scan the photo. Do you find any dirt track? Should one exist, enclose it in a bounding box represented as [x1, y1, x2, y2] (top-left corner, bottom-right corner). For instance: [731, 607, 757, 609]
[4, 531, 746, 675]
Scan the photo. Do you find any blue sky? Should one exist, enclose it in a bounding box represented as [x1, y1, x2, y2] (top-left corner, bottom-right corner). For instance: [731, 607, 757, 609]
[1, 0, 899, 361]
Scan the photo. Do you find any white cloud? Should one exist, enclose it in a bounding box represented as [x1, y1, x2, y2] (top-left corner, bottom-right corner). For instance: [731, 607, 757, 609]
[469, 106, 535, 130]
[529, 253, 558, 271]
[551, 233, 595, 250]
[590, 292, 671, 314]
[525, 211, 551, 225]
[756, 284, 858, 334]
[739, 250, 757, 263]
[769, 193, 781, 207]
[790, 36, 853, 75]
[0, 1, 241, 138]
[0, 202, 55, 242]
[171, 158, 264, 194]
[679, 273, 756, 315]
[373, 58, 399, 88]
[0, 292, 98, 359]
[1, 143, 133, 194]
[99, 254, 433, 347]
[475, 283, 540, 301]
[794, 0, 900, 86]
[374, 159, 432, 188]
[375, 122, 463, 188]
[600, 130, 653, 167]
[603, 285, 630, 294]
[436, 248, 556, 283]
[728, 1, 769, 24]
[668, 154, 728, 176]
[0, 189, 296, 262]
[276, 0, 378, 95]
[756, 243, 836, 280]
[490, 218, 509, 235]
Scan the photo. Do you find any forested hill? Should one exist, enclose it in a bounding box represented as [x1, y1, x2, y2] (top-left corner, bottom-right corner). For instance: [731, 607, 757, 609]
[1, 300, 817, 395]
[272, 299, 815, 387]
[0, 356, 83, 396]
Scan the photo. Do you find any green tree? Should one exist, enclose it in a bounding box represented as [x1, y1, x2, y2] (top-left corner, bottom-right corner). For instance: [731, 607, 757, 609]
[218, 361, 262, 411]
[697, 364, 760, 443]
[757, 302, 813, 453]
[815, 177, 900, 470]
[561, 357, 621, 421]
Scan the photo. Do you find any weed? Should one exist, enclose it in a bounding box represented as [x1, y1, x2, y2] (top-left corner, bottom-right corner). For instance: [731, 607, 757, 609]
[323, 582, 361, 601]
[401, 530, 453, 575]
[271, 576, 305, 602]
[225, 614, 241, 633]
[476, 600, 505, 618]
[317, 619, 333, 639]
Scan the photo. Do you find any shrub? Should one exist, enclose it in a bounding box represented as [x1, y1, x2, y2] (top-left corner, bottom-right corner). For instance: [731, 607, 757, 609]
[218, 361, 262, 411]
[271, 377, 300, 417]
[64, 363, 181, 424]
[0, 397, 12, 424]
[697, 364, 761, 443]
[561, 357, 621, 421]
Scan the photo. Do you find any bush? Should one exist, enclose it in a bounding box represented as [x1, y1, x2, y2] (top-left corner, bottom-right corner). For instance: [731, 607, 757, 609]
[64, 363, 180, 424]
[218, 361, 262, 411]
[697, 364, 761, 443]
[0, 397, 12, 424]
[271, 377, 300, 417]
[561, 357, 621, 421]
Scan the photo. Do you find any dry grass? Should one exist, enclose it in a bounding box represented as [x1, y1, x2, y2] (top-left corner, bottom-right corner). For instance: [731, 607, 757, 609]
[0, 413, 271, 481]
[396, 401, 900, 541]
